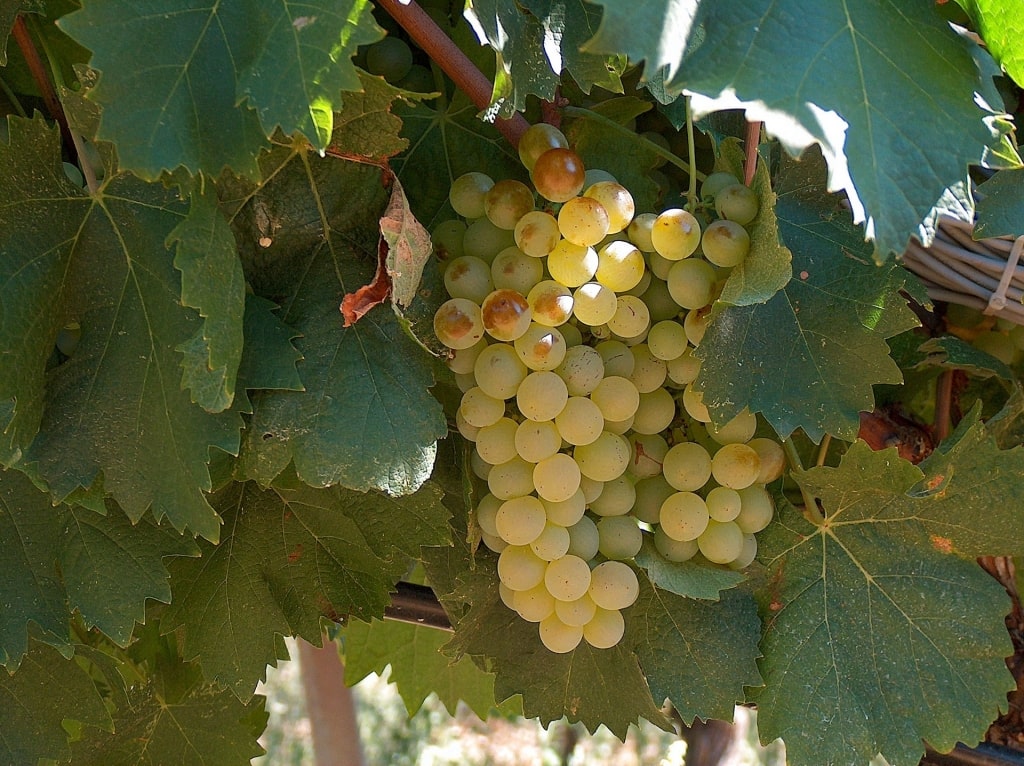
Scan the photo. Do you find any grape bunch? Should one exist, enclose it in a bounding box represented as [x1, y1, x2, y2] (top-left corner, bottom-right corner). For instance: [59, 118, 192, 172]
[944, 303, 1024, 366]
[432, 123, 783, 654]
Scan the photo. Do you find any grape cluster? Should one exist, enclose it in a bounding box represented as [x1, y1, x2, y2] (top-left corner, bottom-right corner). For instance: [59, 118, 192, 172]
[945, 303, 1024, 365]
[432, 124, 783, 653]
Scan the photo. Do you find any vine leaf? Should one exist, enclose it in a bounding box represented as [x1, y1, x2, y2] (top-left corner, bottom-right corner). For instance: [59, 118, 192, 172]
[0, 1, 43, 66]
[343, 617, 520, 718]
[226, 145, 446, 495]
[235, 294, 305, 401]
[329, 71, 414, 161]
[0, 640, 112, 765]
[630, 580, 762, 724]
[59, 0, 381, 178]
[956, 0, 1024, 88]
[634, 537, 744, 600]
[163, 479, 449, 700]
[974, 168, 1024, 239]
[752, 416, 1024, 766]
[0, 116, 240, 541]
[695, 149, 919, 441]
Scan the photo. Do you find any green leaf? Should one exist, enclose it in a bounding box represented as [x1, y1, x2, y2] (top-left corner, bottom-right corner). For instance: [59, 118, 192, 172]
[634, 536, 745, 600]
[915, 336, 1016, 381]
[974, 168, 1024, 239]
[0, 116, 241, 541]
[630, 580, 762, 724]
[957, 0, 1024, 88]
[164, 478, 449, 699]
[582, 0, 699, 82]
[235, 294, 304, 397]
[0, 1, 43, 67]
[466, 0, 623, 118]
[694, 150, 919, 441]
[343, 617, 515, 718]
[752, 418, 1023, 766]
[171, 184, 246, 413]
[0, 639, 112, 765]
[226, 145, 446, 494]
[329, 70, 415, 161]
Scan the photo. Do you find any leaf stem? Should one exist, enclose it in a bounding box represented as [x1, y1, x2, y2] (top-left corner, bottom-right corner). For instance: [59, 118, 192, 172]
[815, 434, 832, 467]
[934, 369, 954, 443]
[0, 72, 27, 117]
[376, 0, 528, 148]
[782, 437, 825, 524]
[562, 105, 707, 183]
[684, 96, 698, 209]
[11, 16, 73, 152]
[743, 120, 761, 186]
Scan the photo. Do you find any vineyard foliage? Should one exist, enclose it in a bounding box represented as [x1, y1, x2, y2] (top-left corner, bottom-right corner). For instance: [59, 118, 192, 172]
[0, 1, 1023, 764]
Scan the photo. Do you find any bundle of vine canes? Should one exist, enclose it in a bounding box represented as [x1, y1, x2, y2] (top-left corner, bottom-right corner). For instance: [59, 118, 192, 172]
[903, 216, 1024, 326]
[431, 122, 786, 654]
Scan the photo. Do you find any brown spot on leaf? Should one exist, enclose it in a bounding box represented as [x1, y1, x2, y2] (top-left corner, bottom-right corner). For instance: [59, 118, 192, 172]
[930, 535, 954, 554]
[287, 544, 304, 563]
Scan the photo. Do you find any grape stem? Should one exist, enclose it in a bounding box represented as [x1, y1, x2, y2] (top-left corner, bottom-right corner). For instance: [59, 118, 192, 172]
[375, 0, 529, 148]
[684, 96, 698, 209]
[782, 437, 825, 524]
[815, 434, 832, 468]
[934, 369, 954, 443]
[562, 105, 707, 183]
[11, 16, 75, 155]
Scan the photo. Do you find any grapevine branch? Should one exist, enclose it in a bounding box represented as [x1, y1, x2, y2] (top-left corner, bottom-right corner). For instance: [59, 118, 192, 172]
[11, 15, 73, 150]
[743, 120, 761, 186]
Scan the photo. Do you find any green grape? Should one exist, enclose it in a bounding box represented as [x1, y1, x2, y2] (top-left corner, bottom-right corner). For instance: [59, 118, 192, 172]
[474, 343, 528, 399]
[748, 438, 786, 483]
[646, 319, 688, 361]
[515, 419, 563, 463]
[491, 246, 544, 294]
[498, 544, 547, 590]
[527, 280, 574, 327]
[583, 606, 625, 649]
[555, 593, 597, 627]
[667, 259, 716, 310]
[697, 519, 744, 564]
[707, 408, 757, 445]
[495, 495, 548, 545]
[499, 581, 517, 609]
[395, 63, 435, 93]
[484, 179, 535, 230]
[595, 340, 635, 377]
[654, 526, 699, 562]
[590, 375, 640, 422]
[706, 486, 742, 522]
[603, 414, 634, 435]
[55, 321, 82, 357]
[701, 219, 751, 267]
[481, 531, 508, 554]
[474, 417, 519, 465]
[488, 455, 537, 499]
[432, 219, 467, 261]
[531, 148, 586, 203]
[583, 181, 635, 234]
[470, 450, 491, 480]
[700, 172, 740, 202]
[514, 210, 561, 257]
[651, 209, 701, 260]
[628, 344, 667, 393]
[682, 384, 711, 423]
[555, 345, 605, 396]
[482, 288, 532, 341]
[463, 218, 516, 263]
[544, 554, 592, 601]
[628, 433, 669, 480]
[533, 452, 581, 503]
[573, 431, 631, 481]
[597, 516, 642, 560]
[622, 268, 652, 298]
[555, 396, 604, 446]
[561, 322, 584, 347]
[558, 196, 610, 247]
[588, 474, 636, 517]
[475, 493, 502, 537]
[547, 239, 598, 287]
[516, 370, 568, 422]
[579, 475, 605, 504]
[631, 387, 675, 435]
[513, 583, 556, 622]
[454, 371, 477, 393]
[444, 255, 493, 303]
[434, 298, 485, 350]
[729, 533, 758, 570]
[514, 323, 567, 371]
[584, 168, 617, 187]
[627, 212, 657, 252]
[634, 475, 676, 524]
[530, 522, 572, 561]
[711, 443, 762, 490]
[606, 295, 650, 339]
[666, 348, 701, 386]
[735, 485, 774, 533]
[566, 515, 600, 559]
[683, 308, 711, 346]
[662, 442, 712, 492]
[459, 386, 505, 428]
[449, 171, 494, 219]
[542, 489, 587, 527]
[572, 281, 618, 326]
[595, 240, 645, 292]
[715, 183, 759, 225]
[646, 249, 674, 280]
[588, 560, 639, 610]
[660, 491, 710, 542]
[365, 36, 413, 82]
[539, 613, 584, 653]
[518, 123, 569, 170]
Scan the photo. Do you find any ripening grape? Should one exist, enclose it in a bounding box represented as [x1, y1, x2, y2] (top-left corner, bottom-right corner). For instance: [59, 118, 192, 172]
[547, 240, 598, 287]
[573, 431, 631, 481]
[627, 433, 669, 480]
[654, 526, 699, 562]
[627, 212, 657, 252]
[518, 123, 569, 171]
[555, 345, 604, 396]
[711, 443, 762, 490]
[646, 249, 674, 281]
[566, 515, 600, 559]
[715, 183, 759, 225]
[603, 414, 634, 436]
[555, 594, 597, 627]
[527, 280, 573, 327]
[730, 533, 758, 569]
[516, 370, 568, 422]
[651, 209, 701, 260]
[683, 308, 711, 346]
[607, 295, 650, 339]
[595, 340, 635, 377]
[572, 282, 618, 326]
[748, 437, 786, 483]
[495, 495, 547, 545]
[542, 489, 587, 527]
[697, 519, 745, 564]
[647, 320, 688, 361]
[431, 219, 466, 260]
[588, 560, 639, 610]
[434, 298, 485, 350]
[555, 396, 604, 446]
[545, 554, 592, 601]
[628, 345, 667, 393]
[707, 408, 757, 445]
[449, 171, 494, 219]
[484, 179, 535, 230]
[491, 246, 544, 294]
[735, 485, 775, 534]
[660, 491, 710, 542]
[513, 583, 556, 622]
[584, 181, 635, 234]
[596, 240, 645, 292]
[515, 210, 561, 257]
[701, 219, 751, 268]
[706, 486, 742, 522]
[588, 474, 636, 517]
[597, 516, 643, 560]
[459, 386, 505, 428]
[558, 196, 611, 247]
[474, 343, 528, 400]
[498, 581, 517, 610]
[623, 269, 652, 299]
[444, 256, 493, 303]
[532, 148, 586, 203]
[682, 384, 711, 422]
[533, 452, 581, 503]
[463, 218, 515, 261]
[667, 259, 716, 310]
[590, 376, 640, 422]
[471, 450, 491, 481]
[487, 455, 537, 499]
[584, 168, 617, 187]
[579, 475, 604, 504]
[475, 493, 502, 537]
[481, 288, 532, 341]
[498, 545, 548, 591]
[515, 419, 563, 463]
[530, 522, 572, 561]
[539, 613, 584, 653]
[474, 417, 519, 465]
[662, 442, 712, 492]
[583, 606, 625, 649]
[666, 349, 701, 386]
[700, 172, 740, 202]
[633, 475, 676, 524]
[561, 323, 583, 347]
[631, 387, 675, 435]
[514, 323, 567, 371]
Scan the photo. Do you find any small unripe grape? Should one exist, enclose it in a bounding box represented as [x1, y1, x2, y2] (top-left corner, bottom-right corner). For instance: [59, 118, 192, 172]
[532, 148, 586, 203]
[463, 218, 515, 261]
[449, 172, 494, 219]
[715, 183, 759, 225]
[700, 172, 740, 202]
[365, 37, 413, 83]
[566, 516, 600, 559]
